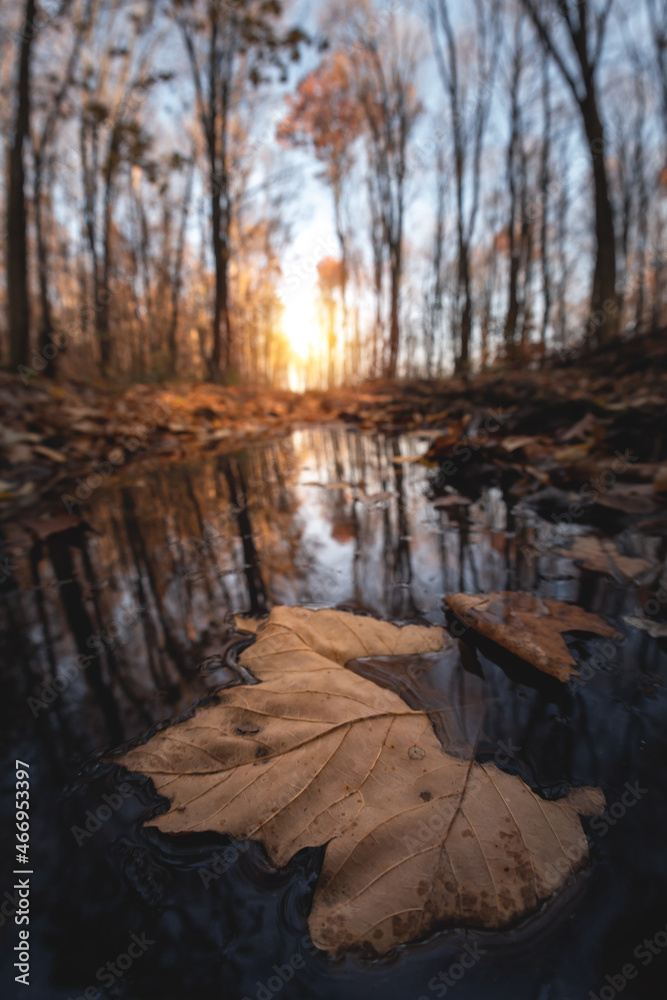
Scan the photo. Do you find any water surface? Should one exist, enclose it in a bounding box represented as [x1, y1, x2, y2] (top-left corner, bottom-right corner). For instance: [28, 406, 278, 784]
[1, 427, 666, 1000]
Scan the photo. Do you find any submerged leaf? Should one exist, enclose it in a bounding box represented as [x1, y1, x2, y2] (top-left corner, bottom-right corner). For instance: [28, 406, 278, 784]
[445, 592, 620, 682]
[120, 606, 603, 956]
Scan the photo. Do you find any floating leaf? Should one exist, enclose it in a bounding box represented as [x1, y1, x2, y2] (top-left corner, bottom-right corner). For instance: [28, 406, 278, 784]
[445, 592, 620, 682]
[432, 494, 472, 508]
[391, 454, 426, 464]
[120, 606, 603, 956]
[20, 514, 83, 541]
[624, 616, 667, 639]
[557, 536, 655, 583]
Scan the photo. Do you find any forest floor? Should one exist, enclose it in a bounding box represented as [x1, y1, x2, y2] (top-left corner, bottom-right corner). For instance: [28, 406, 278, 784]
[1, 328, 667, 524]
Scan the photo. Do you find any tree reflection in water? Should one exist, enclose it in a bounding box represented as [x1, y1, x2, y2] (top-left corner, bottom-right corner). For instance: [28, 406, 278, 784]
[1, 428, 666, 1000]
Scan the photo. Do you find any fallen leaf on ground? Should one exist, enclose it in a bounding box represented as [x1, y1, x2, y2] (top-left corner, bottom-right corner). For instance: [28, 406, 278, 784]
[559, 413, 602, 443]
[120, 606, 603, 956]
[0, 426, 42, 446]
[500, 435, 537, 453]
[31, 444, 67, 463]
[70, 420, 105, 435]
[557, 536, 655, 582]
[596, 484, 658, 515]
[445, 591, 620, 682]
[554, 443, 592, 463]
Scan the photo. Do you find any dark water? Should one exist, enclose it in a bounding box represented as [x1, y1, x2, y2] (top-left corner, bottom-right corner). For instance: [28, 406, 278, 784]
[1, 427, 666, 1000]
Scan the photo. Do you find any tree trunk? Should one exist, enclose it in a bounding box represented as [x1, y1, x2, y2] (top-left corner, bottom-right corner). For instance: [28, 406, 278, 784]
[33, 151, 55, 376]
[6, 0, 36, 369]
[581, 92, 618, 342]
[387, 241, 401, 377]
[168, 159, 194, 377]
[210, 176, 233, 380]
[333, 187, 349, 353]
[539, 58, 552, 346]
[96, 129, 119, 376]
[456, 244, 472, 372]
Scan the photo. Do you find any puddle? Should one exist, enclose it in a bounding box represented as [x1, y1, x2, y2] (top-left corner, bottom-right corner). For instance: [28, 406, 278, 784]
[1, 427, 666, 999]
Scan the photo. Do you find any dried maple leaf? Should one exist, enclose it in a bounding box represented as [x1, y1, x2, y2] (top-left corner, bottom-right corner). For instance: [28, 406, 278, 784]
[119, 606, 603, 956]
[445, 592, 620, 682]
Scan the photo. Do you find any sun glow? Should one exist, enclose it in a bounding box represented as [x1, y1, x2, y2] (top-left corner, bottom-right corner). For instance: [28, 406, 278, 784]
[281, 292, 321, 361]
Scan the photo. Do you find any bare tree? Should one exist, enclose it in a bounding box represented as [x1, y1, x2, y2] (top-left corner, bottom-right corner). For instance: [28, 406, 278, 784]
[177, 0, 304, 381]
[423, 142, 447, 375]
[519, 0, 619, 343]
[538, 53, 553, 345]
[349, 10, 423, 377]
[32, 0, 89, 375]
[77, 1, 158, 374]
[429, 0, 503, 371]
[646, 0, 667, 145]
[167, 154, 195, 376]
[278, 54, 362, 355]
[6, 0, 37, 368]
[503, 12, 527, 353]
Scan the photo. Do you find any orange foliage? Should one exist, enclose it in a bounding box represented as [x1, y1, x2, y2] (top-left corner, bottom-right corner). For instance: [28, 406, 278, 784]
[317, 257, 343, 292]
[278, 54, 363, 187]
